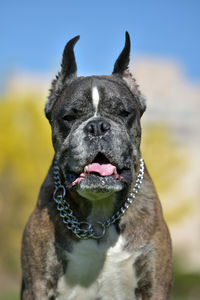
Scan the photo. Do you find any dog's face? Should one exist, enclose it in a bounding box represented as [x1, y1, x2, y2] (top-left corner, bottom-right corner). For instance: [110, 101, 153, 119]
[45, 33, 146, 200]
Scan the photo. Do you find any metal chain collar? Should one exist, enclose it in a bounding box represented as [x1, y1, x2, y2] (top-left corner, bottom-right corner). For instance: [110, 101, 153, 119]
[53, 158, 144, 240]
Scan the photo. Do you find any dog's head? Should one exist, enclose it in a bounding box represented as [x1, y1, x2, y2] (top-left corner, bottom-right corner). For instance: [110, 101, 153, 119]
[45, 32, 146, 201]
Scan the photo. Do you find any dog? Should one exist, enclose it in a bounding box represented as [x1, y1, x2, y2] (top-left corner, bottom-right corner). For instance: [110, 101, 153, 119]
[21, 32, 173, 300]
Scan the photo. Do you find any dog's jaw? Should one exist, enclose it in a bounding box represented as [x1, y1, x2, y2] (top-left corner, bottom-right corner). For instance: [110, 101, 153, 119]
[76, 175, 123, 201]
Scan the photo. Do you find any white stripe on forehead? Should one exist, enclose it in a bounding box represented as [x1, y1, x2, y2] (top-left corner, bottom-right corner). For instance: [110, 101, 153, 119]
[92, 86, 100, 116]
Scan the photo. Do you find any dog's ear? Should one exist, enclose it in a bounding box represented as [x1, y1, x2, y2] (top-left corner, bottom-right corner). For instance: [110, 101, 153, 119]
[45, 35, 80, 120]
[61, 35, 80, 82]
[113, 32, 146, 116]
[113, 31, 130, 75]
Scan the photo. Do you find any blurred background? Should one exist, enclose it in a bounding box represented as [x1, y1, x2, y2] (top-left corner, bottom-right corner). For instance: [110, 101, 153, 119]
[0, 1, 200, 299]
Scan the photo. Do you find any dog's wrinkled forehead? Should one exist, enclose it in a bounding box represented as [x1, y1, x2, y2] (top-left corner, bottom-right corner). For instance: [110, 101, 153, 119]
[56, 76, 139, 115]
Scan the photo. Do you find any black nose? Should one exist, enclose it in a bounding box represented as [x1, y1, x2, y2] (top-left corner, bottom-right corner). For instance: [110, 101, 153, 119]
[84, 119, 111, 136]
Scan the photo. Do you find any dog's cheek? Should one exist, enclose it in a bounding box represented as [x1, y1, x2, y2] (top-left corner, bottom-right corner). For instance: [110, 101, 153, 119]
[70, 129, 89, 162]
[129, 119, 142, 155]
[109, 122, 133, 169]
[68, 120, 92, 157]
[58, 126, 89, 173]
[51, 122, 67, 154]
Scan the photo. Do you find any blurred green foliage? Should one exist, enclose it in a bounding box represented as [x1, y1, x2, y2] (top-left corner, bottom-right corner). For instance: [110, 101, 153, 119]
[0, 93, 198, 298]
[0, 292, 19, 300]
[172, 271, 200, 300]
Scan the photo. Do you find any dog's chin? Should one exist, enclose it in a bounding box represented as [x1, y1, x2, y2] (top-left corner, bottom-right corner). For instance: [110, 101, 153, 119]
[75, 174, 124, 201]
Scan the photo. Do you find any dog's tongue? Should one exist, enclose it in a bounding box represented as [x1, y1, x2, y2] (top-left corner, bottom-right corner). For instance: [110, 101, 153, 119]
[72, 163, 119, 186]
[86, 163, 117, 176]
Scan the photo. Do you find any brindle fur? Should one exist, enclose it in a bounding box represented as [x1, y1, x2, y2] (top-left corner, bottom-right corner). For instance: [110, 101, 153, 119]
[21, 33, 173, 300]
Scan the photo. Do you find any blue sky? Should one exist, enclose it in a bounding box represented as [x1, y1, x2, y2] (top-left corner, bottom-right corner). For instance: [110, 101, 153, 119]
[0, 0, 200, 90]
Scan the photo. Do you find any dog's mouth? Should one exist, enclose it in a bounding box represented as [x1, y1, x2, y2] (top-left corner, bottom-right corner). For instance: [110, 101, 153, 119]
[65, 153, 132, 192]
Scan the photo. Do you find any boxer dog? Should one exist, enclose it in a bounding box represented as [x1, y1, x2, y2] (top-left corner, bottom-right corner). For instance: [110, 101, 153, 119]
[21, 32, 173, 299]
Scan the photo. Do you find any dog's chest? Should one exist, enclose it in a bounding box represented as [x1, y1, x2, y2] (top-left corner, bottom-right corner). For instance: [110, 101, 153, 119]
[56, 229, 140, 300]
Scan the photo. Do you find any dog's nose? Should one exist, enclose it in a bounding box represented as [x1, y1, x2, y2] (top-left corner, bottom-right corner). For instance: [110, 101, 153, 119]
[84, 119, 111, 136]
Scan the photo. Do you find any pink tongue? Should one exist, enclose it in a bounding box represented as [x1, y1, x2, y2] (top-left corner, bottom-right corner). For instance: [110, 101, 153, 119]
[72, 163, 119, 186]
[87, 163, 117, 176]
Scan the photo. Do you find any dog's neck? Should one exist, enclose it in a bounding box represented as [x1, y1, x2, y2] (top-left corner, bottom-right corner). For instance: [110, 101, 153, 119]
[65, 183, 127, 224]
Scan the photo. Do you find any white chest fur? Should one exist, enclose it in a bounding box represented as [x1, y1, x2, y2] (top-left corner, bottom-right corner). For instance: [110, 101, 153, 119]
[56, 227, 140, 300]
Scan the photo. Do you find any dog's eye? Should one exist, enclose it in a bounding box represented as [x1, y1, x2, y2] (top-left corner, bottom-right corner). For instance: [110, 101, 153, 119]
[119, 108, 136, 125]
[62, 114, 76, 122]
[62, 109, 78, 122]
[120, 110, 130, 118]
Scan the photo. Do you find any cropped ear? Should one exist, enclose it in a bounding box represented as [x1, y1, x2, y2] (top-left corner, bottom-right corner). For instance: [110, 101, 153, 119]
[45, 35, 80, 120]
[113, 32, 146, 116]
[112, 31, 130, 75]
[61, 35, 80, 82]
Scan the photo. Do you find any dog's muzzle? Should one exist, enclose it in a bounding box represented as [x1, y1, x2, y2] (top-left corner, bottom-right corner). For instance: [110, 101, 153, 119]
[61, 117, 133, 194]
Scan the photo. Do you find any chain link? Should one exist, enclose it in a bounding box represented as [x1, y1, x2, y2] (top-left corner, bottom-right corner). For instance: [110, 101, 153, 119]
[53, 158, 144, 239]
